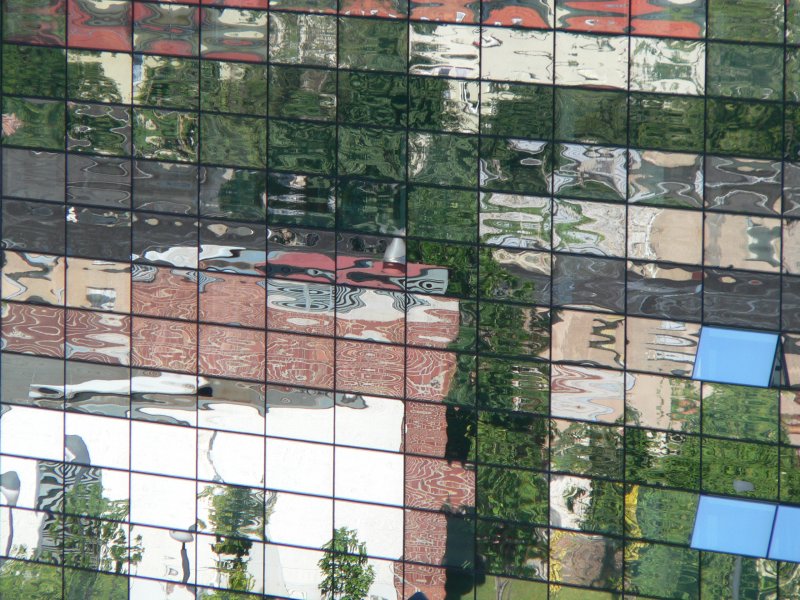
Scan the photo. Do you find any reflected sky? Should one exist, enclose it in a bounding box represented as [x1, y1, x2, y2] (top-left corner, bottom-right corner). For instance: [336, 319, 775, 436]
[692, 326, 779, 388]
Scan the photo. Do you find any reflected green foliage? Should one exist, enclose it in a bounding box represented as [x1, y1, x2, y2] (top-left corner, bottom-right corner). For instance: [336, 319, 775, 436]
[708, 0, 784, 42]
[410, 76, 478, 133]
[575, 479, 624, 537]
[68, 104, 130, 156]
[702, 384, 778, 442]
[555, 89, 627, 146]
[700, 553, 776, 599]
[337, 179, 405, 235]
[209, 169, 267, 222]
[269, 120, 335, 174]
[476, 520, 548, 580]
[784, 104, 800, 160]
[338, 126, 406, 181]
[3, 44, 65, 98]
[410, 132, 479, 187]
[198, 485, 271, 593]
[478, 465, 548, 524]
[3, 0, 65, 44]
[624, 542, 698, 598]
[408, 240, 477, 297]
[706, 99, 783, 158]
[339, 71, 407, 128]
[786, 49, 800, 103]
[549, 586, 621, 600]
[780, 445, 800, 503]
[480, 83, 553, 140]
[480, 139, 551, 195]
[408, 186, 477, 243]
[2, 97, 65, 150]
[0, 476, 140, 600]
[625, 428, 700, 489]
[551, 421, 624, 480]
[202, 61, 268, 115]
[318, 527, 376, 600]
[0, 560, 63, 600]
[270, 66, 337, 122]
[440, 353, 477, 408]
[135, 57, 198, 110]
[478, 357, 549, 414]
[625, 485, 698, 545]
[779, 562, 800, 598]
[478, 302, 549, 357]
[339, 18, 407, 73]
[201, 114, 267, 169]
[134, 108, 198, 162]
[477, 411, 548, 470]
[478, 248, 544, 304]
[707, 43, 783, 100]
[475, 576, 547, 600]
[629, 94, 705, 152]
[702, 437, 779, 500]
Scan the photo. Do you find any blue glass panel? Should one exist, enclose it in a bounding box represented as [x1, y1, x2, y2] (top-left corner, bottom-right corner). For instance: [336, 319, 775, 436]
[690, 495, 776, 557]
[692, 327, 779, 388]
[768, 505, 800, 561]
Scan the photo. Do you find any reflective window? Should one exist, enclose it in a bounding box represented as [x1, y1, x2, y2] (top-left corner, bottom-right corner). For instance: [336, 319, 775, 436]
[691, 495, 776, 557]
[693, 326, 779, 387]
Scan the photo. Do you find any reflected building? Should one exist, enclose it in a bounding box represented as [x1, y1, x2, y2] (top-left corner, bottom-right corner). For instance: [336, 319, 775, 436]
[2, 1, 800, 599]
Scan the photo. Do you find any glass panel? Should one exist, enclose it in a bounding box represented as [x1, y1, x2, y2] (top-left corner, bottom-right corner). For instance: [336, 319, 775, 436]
[553, 200, 626, 257]
[552, 254, 625, 312]
[705, 156, 781, 215]
[701, 553, 777, 600]
[549, 474, 623, 535]
[703, 268, 780, 330]
[768, 505, 800, 561]
[626, 261, 702, 322]
[2, 252, 65, 307]
[550, 419, 624, 480]
[702, 437, 779, 500]
[626, 485, 699, 544]
[67, 49, 131, 104]
[551, 309, 625, 369]
[553, 143, 627, 201]
[630, 37, 704, 95]
[625, 542, 698, 598]
[481, 28, 552, 84]
[625, 429, 700, 489]
[692, 327, 779, 388]
[703, 383, 778, 442]
[625, 373, 700, 432]
[409, 23, 477, 79]
[690, 495, 775, 557]
[550, 364, 623, 423]
[549, 531, 622, 590]
[555, 33, 627, 87]
[341, 18, 408, 73]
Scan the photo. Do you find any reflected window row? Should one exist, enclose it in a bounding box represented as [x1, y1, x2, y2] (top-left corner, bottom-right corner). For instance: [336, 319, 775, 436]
[4, 307, 800, 386]
[5, 2, 800, 51]
[7, 147, 800, 224]
[7, 97, 800, 166]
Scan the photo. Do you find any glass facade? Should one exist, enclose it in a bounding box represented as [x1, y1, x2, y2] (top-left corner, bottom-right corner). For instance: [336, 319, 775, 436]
[1, 0, 800, 599]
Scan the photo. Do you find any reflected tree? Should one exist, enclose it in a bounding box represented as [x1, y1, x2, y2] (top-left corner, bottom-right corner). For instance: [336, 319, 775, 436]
[0, 473, 142, 600]
[198, 485, 275, 595]
[318, 527, 376, 600]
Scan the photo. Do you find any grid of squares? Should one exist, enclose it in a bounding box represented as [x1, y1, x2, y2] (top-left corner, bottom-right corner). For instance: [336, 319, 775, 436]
[2, 0, 800, 599]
